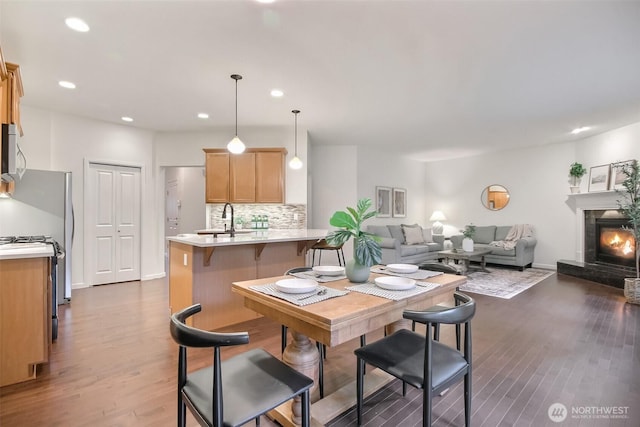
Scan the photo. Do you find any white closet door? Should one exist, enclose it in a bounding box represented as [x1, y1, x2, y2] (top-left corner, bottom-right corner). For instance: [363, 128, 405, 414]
[89, 163, 141, 285]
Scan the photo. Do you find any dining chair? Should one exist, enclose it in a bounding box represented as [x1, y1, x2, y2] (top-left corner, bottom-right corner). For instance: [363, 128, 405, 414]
[355, 291, 475, 426]
[170, 303, 313, 427]
[310, 238, 345, 267]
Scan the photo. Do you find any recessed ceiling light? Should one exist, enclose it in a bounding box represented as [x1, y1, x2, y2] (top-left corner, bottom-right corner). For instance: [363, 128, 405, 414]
[270, 89, 284, 98]
[256, 0, 276, 3]
[121, 117, 134, 122]
[197, 113, 209, 119]
[571, 126, 591, 135]
[58, 81, 76, 89]
[65, 17, 90, 32]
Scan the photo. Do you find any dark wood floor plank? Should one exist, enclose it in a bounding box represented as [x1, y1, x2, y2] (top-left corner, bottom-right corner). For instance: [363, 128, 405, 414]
[1, 272, 639, 426]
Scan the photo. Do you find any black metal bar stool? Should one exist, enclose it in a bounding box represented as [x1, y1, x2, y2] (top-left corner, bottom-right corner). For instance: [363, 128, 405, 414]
[311, 238, 345, 266]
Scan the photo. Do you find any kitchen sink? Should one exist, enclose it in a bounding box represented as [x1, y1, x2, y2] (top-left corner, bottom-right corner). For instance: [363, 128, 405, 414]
[197, 229, 253, 237]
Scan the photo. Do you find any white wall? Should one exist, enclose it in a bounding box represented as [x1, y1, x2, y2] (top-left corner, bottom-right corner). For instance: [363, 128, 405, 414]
[423, 122, 640, 269]
[16, 104, 640, 280]
[18, 105, 159, 287]
[358, 147, 427, 227]
[154, 126, 308, 204]
[309, 144, 428, 261]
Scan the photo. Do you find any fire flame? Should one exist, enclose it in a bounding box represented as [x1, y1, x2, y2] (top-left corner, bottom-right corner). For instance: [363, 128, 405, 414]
[608, 233, 634, 255]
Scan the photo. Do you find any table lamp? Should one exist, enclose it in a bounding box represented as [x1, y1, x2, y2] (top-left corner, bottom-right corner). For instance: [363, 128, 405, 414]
[429, 210, 447, 235]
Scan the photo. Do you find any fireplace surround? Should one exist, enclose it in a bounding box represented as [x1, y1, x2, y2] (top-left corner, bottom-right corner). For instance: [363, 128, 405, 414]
[557, 192, 635, 289]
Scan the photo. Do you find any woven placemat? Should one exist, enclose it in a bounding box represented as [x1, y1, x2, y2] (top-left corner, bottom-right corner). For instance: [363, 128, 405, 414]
[249, 283, 349, 306]
[371, 266, 443, 280]
[290, 271, 347, 283]
[345, 281, 441, 301]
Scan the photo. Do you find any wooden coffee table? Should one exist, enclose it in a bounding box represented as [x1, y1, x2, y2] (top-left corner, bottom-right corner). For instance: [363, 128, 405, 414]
[437, 248, 493, 273]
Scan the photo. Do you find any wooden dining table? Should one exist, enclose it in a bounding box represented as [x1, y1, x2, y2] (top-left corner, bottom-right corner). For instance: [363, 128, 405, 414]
[232, 269, 466, 426]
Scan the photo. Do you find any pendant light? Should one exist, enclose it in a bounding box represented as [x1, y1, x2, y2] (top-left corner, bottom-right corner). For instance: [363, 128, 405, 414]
[227, 74, 246, 154]
[289, 109, 303, 170]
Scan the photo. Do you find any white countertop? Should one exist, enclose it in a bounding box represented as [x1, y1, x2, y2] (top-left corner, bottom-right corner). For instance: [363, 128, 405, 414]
[167, 229, 329, 247]
[0, 243, 55, 260]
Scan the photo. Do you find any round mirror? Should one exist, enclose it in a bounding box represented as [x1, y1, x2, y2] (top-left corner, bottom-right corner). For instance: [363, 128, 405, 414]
[481, 185, 510, 210]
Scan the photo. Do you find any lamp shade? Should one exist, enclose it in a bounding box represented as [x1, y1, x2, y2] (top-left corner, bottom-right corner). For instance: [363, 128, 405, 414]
[429, 210, 447, 221]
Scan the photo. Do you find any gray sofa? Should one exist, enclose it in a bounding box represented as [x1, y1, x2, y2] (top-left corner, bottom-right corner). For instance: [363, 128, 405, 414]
[367, 224, 445, 265]
[450, 225, 537, 270]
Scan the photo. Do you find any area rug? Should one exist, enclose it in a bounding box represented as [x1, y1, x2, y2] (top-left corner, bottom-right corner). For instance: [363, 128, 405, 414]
[457, 267, 554, 299]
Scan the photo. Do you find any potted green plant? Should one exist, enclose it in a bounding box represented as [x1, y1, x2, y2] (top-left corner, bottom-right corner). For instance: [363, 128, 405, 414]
[569, 162, 587, 193]
[461, 224, 476, 252]
[326, 198, 382, 282]
[615, 160, 640, 304]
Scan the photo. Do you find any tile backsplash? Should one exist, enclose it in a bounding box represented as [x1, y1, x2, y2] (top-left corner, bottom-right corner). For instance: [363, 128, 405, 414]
[206, 204, 307, 230]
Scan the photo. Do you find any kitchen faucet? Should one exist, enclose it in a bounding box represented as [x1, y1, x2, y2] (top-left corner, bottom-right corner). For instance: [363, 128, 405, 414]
[221, 202, 235, 237]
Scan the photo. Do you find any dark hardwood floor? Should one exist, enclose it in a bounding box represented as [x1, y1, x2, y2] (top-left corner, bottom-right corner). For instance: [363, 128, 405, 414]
[1, 272, 638, 426]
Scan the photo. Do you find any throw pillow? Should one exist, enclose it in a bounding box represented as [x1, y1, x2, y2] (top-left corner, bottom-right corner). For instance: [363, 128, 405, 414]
[388, 225, 405, 243]
[422, 227, 434, 243]
[402, 224, 425, 245]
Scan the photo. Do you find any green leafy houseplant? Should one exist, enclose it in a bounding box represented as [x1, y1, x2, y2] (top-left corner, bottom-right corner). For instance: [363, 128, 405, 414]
[616, 160, 640, 279]
[462, 224, 476, 239]
[569, 162, 587, 179]
[326, 198, 381, 267]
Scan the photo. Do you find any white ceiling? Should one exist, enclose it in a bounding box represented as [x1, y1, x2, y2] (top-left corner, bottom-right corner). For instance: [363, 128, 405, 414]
[2, 0, 640, 162]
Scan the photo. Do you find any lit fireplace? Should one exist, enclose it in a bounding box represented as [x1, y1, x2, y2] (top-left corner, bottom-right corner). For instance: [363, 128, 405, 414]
[595, 220, 636, 268]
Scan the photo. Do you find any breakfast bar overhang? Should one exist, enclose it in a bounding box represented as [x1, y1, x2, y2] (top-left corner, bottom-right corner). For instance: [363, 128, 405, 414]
[167, 229, 328, 330]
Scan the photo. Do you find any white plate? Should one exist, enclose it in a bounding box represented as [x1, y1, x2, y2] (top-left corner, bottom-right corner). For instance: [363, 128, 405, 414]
[374, 276, 416, 291]
[387, 263, 419, 274]
[275, 278, 318, 294]
[312, 265, 345, 276]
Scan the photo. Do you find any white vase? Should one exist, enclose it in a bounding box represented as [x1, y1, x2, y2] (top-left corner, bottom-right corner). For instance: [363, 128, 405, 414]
[569, 176, 582, 193]
[462, 237, 474, 252]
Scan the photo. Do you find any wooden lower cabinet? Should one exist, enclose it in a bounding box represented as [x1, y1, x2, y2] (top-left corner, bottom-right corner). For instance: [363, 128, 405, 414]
[169, 240, 313, 331]
[0, 256, 50, 387]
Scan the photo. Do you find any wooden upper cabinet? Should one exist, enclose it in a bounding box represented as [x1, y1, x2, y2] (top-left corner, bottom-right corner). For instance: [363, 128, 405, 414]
[204, 152, 230, 203]
[230, 152, 256, 202]
[0, 54, 24, 136]
[203, 148, 287, 204]
[256, 151, 285, 203]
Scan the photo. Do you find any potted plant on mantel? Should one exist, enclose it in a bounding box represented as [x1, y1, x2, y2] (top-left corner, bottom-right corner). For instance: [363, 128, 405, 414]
[616, 160, 640, 304]
[326, 198, 381, 283]
[569, 162, 587, 194]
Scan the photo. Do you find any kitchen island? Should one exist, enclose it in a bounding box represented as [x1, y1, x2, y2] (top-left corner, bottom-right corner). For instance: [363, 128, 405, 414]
[0, 243, 53, 387]
[167, 229, 328, 330]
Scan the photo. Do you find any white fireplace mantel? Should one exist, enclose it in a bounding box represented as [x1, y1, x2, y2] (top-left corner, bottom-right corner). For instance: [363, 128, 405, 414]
[567, 191, 623, 261]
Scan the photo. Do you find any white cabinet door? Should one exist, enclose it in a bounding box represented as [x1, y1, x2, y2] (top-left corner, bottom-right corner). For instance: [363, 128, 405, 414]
[88, 163, 141, 285]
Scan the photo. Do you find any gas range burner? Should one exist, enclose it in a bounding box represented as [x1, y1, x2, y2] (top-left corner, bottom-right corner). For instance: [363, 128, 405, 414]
[15, 235, 48, 243]
[0, 235, 53, 245]
[0, 236, 15, 245]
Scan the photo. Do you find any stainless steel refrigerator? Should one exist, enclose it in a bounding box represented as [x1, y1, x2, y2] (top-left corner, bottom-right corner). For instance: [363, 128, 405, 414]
[0, 169, 73, 304]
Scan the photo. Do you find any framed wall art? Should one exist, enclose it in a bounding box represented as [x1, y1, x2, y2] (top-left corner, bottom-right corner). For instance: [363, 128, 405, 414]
[376, 186, 392, 217]
[588, 164, 611, 192]
[392, 188, 406, 217]
[609, 160, 635, 191]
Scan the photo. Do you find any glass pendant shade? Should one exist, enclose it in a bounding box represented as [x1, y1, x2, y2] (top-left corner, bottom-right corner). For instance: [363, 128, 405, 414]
[227, 136, 245, 154]
[290, 109, 303, 170]
[289, 156, 303, 170]
[228, 74, 246, 154]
